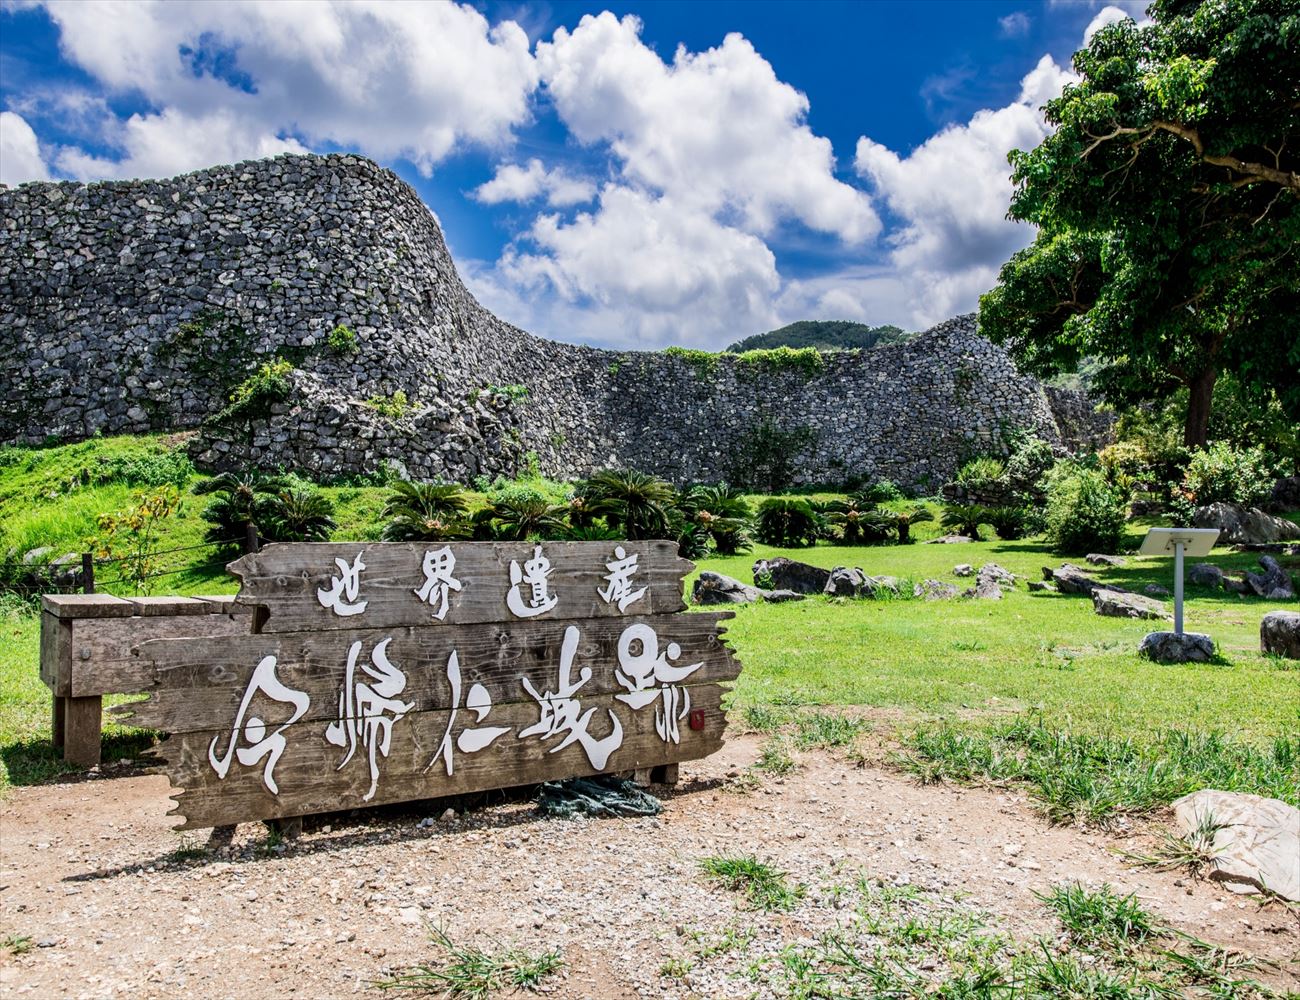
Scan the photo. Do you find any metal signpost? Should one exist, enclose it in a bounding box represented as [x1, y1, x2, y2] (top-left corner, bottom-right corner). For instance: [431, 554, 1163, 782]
[1138, 528, 1220, 635]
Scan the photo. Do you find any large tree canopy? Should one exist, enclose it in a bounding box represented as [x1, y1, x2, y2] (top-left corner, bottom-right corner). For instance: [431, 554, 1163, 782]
[979, 0, 1299, 447]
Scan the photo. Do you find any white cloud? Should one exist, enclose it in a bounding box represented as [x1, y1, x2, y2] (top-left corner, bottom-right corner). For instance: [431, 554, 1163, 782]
[1083, 5, 1136, 42]
[851, 55, 1076, 328]
[474, 158, 595, 207]
[999, 11, 1032, 37]
[536, 12, 878, 243]
[34, 0, 539, 178]
[0, 111, 51, 185]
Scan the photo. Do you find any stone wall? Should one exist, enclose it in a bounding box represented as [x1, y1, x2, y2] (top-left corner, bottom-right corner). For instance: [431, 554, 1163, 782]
[0, 153, 1111, 489]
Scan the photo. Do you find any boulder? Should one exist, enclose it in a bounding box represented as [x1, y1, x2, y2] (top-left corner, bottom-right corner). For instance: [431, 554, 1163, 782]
[693, 571, 765, 606]
[1027, 581, 1055, 593]
[824, 566, 868, 598]
[1188, 563, 1224, 588]
[1244, 555, 1296, 600]
[1139, 631, 1215, 663]
[1193, 502, 1300, 545]
[1172, 790, 1300, 901]
[862, 575, 903, 598]
[1093, 588, 1170, 620]
[1143, 583, 1172, 597]
[926, 534, 973, 544]
[1270, 475, 1300, 509]
[21, 546, 53, 565]
[1045, 563, 1106, 596]
[1086, 553, 1126, 567]
[1223, 576, 1250, 594]
[978, 563, 1016, 587]
[914, 579, 959, 600]
[753, 558, 831, 595]
[763, 589, 805, 604]
[953, 564, 974, 577]
[1260, 611, 1300, 659]
[968, 579, 1002, 600]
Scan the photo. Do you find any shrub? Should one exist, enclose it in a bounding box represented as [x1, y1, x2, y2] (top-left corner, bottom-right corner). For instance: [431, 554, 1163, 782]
[193, 471, 285, 547]
[583, 469, 678, 540]
[218, 359, 294, 424]
[93, 486, 182, 594]
[95, 449, 195, 488]
[365, 390, 411, 420]
[679, 484, 754, 555]
[987, 506, 1029, 541]
[955, 457, 1005, 490]
[1178, 442, 1274, 509]
[725, 419, 817, 492]
[327, 323, 359, 356]
[262, 487, 336, 543]
[879, 503, 935, 544]
[1044, 468, 1127, 555]
[826, 496, 893, 545]
[381, 481, 469, 541]
[473, 492, 569, 541]
[941, 503, 987, 539]
[755, 497, 821, 548]
[1003, 432, 1056, 501]
[854, 479, 903, 504]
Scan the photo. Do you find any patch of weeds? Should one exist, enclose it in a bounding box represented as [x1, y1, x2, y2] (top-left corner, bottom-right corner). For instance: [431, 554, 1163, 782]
[1159, 937, 1274, 997]
[698, 854, 804, 912]
[951, 639, 988, 652]
[689, 924, 753, 960]
[167, 834, 209, 864]
[365, 390, 411, 420]
[740, 704, 788, 733]
[658, 955, 693, 980]
[482, 383, 529, 403]
[898, 715, 1300, 824]
[1021, 944, 1147, 999]
[1038, 883, 1160, 950]
[378, 925, 563, 998]
[1262, 652, 1298, 671]
[3, 934, 32, 955]
[327, 323, 359, 356]
[735, 346, 825, 378]
[792, 711, 869, 750]
[662, 346, 720, 378]
[214, 358, 294, 426]
[754, 736, 796, 776]
[1123, 813, 1224, 880]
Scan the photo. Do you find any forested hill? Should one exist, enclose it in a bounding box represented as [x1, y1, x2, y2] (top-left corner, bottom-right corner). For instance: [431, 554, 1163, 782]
[726, 320, 912, 353]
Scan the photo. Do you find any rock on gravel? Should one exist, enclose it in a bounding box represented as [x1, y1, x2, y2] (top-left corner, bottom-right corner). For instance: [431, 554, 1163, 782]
[1138, 631, 1215, 663]
[1173, 790, 1300, 901]
[1093, 588, 1170, 620]
[1260, 611, 1300, 659]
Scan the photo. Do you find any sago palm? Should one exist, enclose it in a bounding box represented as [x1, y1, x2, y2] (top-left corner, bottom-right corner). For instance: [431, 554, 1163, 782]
[382, 481, 470, 541]
[584, 468, 678, 540]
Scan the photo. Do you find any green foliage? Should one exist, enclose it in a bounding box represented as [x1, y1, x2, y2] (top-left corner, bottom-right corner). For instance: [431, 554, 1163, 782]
[735, 346, 824, 377]
[679, 484, 754, 555]
[901, 717, 1300, 823]
[193, 470, 284, 547]
[662, 346, 720, 377]
[364, 389, 411, 420]
[1038, 883, 1159, 949]
[583, 469, 678, 541]
[326, 323, 359, 356]
[381, 481, 470, 541]
[91, 449, 195, 489]
[987, 506, 1029, 541]
[825, 496, 892, 545]
[941, 503, 987, 540]
[261, 487, 336, 543]
[726, 418, 817, 492]
[473, 486, 569, 542]
[979, 0, 1300, 447]
[1044, 467, 1127, 555]
[853, 479, 903, 504]
[698, 854, 804, 912]
[954, 457, 1005, 490]
[877, 503, 935, 545]
[754, 497, 821, 548]
[1003, 432, 1056, 502]
[93, 486, 182, 594]
[377, 925, 564, 997]
[725, 320, 911, 353]
[216, 358, 294, 425]
[483, 383, 530, 403]
[1177, 441, 1275, 510]
[158, 308, 258, 389]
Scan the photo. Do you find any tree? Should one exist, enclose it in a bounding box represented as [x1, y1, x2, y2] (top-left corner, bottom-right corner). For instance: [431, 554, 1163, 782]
[979, 0, 1299, 448]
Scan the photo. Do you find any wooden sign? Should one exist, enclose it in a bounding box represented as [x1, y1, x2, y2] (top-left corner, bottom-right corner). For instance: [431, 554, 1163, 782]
[119, 541, 740, 829]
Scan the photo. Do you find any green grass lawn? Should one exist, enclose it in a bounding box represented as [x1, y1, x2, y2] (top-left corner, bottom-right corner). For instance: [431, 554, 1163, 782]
[1, 435, 1297, 805]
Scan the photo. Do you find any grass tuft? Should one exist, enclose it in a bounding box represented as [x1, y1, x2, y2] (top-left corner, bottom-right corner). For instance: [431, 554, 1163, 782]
[698, 853, 804, 912]
[754, 736, 797, 776]
[377, 925, 563, 998]
[1038, 883, 1160, 950]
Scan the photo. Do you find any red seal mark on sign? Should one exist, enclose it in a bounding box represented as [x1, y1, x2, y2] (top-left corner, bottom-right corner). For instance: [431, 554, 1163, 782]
[688, 708, 706, 731]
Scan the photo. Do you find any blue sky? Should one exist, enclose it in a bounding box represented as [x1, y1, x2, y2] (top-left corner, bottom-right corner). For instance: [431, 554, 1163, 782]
[0, 0, 1145, 349]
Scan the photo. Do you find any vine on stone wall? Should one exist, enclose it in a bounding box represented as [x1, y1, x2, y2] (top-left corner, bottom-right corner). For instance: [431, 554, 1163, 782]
[725, 417, 819, 492]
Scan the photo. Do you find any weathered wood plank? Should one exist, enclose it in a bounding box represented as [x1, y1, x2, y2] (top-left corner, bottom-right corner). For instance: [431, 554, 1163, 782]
[230, 540, 690, 633]
[148, 685, 727, 829]
[114, 612, 737, 732]
[63, 696, 102, 767]
[39, 612, 71, 696]
[126, 595, 213, 617]
[41, 594, 134, 619]
[70, 612, 253, 697]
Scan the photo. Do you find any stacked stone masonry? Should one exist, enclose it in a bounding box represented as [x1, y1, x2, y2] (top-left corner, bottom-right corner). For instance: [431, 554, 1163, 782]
[0, 153, 1111, 487]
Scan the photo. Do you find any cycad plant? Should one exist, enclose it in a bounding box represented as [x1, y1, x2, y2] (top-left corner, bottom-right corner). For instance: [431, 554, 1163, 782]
[880, 503, 935, 544]
[193, 470, 285, 548]
[987, 506, 1028, 541]
[679, 484, 754, 555]
[584, 468, 678, 540]
[754, 497, 821, 548]
[941, 503, 987, 540]
[262, 487, 336, 542]
[825, 495, 894, 545]
[381, 481, 470, 541]
[475, 492, 570, 541]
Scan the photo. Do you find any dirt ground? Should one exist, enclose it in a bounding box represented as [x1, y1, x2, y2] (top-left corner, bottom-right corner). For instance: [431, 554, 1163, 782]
[1, 735, 1296, 999]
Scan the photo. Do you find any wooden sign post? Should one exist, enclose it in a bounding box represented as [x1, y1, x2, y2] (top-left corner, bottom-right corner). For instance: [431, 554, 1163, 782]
[117, 541, 741, 830]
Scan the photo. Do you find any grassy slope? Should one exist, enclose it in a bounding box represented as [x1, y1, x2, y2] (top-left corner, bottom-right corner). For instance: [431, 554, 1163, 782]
[1, 435, 1297, 793]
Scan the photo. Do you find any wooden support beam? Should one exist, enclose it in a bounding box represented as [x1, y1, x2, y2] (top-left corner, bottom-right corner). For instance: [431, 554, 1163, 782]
[62, 696, 102, 767]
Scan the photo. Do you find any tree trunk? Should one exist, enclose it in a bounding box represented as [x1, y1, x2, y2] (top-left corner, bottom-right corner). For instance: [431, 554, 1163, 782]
[1184, 368, 1217, 449]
